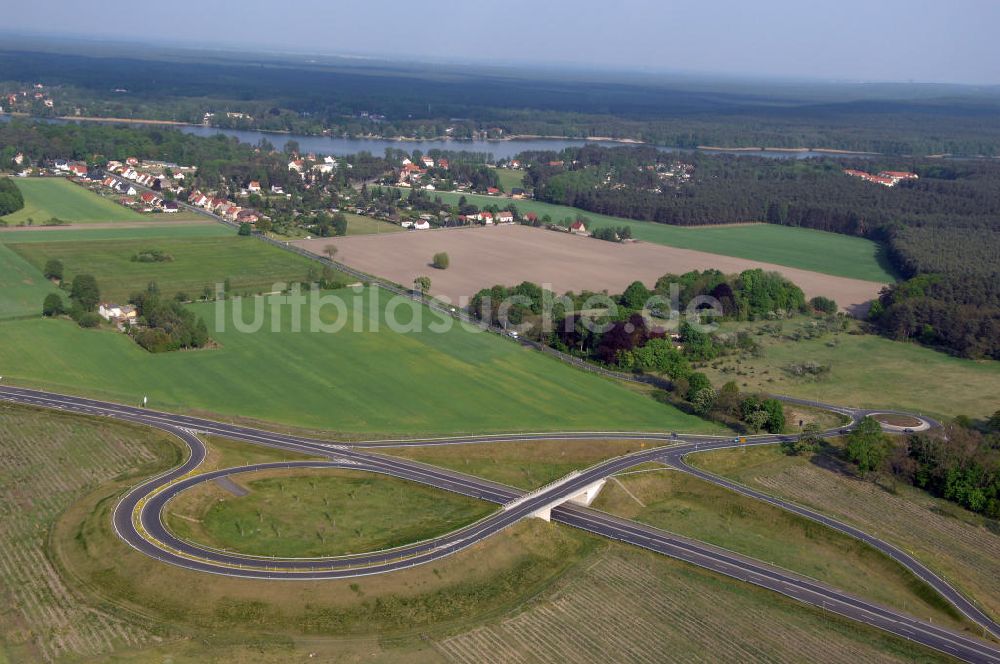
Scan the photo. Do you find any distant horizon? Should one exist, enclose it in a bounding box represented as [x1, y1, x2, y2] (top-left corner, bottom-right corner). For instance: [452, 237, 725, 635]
[2, 29, 998, 92]
[1, 0, 998, 86]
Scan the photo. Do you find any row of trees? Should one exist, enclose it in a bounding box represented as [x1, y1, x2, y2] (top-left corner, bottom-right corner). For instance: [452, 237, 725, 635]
[840, 416, 1000, 518]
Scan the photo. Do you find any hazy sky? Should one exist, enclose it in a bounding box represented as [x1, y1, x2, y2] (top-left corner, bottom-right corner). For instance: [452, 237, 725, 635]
[6, 0, 999, 84]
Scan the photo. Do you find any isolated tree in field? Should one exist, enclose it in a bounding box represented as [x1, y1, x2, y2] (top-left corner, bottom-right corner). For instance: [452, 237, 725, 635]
[70, 274, 100, 311]
[42, 293, 64, 317]
[846, 416, 891, 475]
[43, 258, 63, 281]
[237, 222, 252, 236]
[414, 276, 431, 294]
[432, 252, 450, 269]
[324, 244, 338, 261]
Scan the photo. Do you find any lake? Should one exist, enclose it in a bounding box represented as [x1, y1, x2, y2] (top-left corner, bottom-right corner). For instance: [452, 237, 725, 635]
[2, 114, 872, 160]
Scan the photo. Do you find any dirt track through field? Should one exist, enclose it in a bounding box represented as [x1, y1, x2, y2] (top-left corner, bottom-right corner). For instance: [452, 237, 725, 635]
[295, 225, 885, 315]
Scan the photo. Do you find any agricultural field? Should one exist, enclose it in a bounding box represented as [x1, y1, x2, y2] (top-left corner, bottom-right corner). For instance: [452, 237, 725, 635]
[701, 316, 1000, 419]
[0, 402, 175, 662]
[431, 191, 895, 282]
[299, 224, 884, 315]
[0, 242, 59, 319]
[593, 469, 969, 631]
[0, 177, 144, 225]
[164, 468, 496, 557]
[690, 443, 1000, 623]
[435, 549, 947, 664]
[0, 288, 720, 436]
[5, 226, 335, 302]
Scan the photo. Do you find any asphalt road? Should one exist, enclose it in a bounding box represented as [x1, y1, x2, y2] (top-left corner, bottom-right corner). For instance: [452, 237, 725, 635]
[1, 384, 997, 663]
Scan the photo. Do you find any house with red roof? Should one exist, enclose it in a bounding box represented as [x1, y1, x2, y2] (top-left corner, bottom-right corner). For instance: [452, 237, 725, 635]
[570, 220, 588, 235]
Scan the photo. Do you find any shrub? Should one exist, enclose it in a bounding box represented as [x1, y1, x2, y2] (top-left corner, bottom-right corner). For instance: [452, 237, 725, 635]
[432, 252, 450, 269]
[42, 293, 64, 316]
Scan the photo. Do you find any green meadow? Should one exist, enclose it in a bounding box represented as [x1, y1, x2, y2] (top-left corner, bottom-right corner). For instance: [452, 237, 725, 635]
[6, 229, 331, 302]
[0, 242, 60, 319]
[0, 288, 720, 436]
[431, 191, 895, 283]
[1, 178, 144, 224]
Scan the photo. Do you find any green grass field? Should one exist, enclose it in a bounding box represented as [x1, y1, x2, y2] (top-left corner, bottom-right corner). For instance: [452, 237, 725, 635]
[1, 178, 144, 224]
[491, 167, 527, 193]
[0, 288, 719, 435]
[702, 317, 1000, 419]
[431, 191, 895, 282]
[7, 231, 335, 302]
[165, 468, 495, 557]
[343, 211, 404, 235]
[0, 223, 231, 244]
[0, 242, 59, 319]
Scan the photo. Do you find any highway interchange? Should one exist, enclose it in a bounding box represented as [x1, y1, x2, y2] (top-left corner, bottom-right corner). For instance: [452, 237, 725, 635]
[1, 384, 999, 663]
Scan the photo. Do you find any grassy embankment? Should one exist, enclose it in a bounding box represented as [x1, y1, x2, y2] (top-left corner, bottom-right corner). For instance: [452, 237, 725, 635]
[594, 467, 971, 632]
[431, 190, 895, 282]
[689, 441, 1000, 623]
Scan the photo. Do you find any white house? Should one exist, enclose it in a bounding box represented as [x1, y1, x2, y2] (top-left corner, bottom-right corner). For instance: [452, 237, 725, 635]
[400, 220, 415, 229]
[413, 219, 431, 230]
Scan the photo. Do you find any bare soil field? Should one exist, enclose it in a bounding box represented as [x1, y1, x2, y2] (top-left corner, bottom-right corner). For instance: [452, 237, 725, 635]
[296, 226, 885, 314]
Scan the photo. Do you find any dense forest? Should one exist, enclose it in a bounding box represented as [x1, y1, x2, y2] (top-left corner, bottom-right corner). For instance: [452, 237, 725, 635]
[0, 177, 24, 216]
[524, 145, 1000, 359]
[4, 48, 1000, 155]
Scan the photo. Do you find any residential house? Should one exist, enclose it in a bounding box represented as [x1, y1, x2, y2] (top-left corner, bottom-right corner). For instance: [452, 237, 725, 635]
[487, 187, 500, 195]
[13, 153, 24, 165]
[236, 210, 259, 225]
[246, 180, 261, 193]
[510, 188, 526, 199]
[288, 159, 306, 173]
[68, 163, 88, 177]
[162, 201, 179, 213]
[525, 212, 538, 224]
[421, 156, 435, 168]
[98, 303, 138, 328]
[413, 219, 431, 230]
[496, 210, 514, 224]
[400, 220, 415, 229]
[570, 220, 588, 234]
[479, 211, 494, 225]
[437, 158, 449, 170]
[140, 192, 162, 207]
